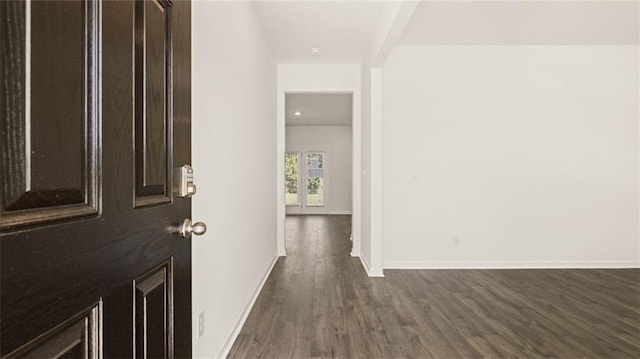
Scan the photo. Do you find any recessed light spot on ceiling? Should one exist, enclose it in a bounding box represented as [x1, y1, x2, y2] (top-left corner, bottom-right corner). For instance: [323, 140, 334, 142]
[294, 111, 302, 116]
[310, 48, 320, 56]
[285, 94, 353, 126]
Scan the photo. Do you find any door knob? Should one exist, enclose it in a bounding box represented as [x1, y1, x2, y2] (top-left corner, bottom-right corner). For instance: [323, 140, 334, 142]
[179, 218, 207, 238]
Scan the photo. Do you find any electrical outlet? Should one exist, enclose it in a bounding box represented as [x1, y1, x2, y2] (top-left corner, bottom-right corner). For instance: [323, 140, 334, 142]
[198, 311, 205, 339]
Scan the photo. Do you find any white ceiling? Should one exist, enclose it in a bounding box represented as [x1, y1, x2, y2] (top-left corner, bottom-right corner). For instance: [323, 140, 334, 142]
[286, 94, 353, 126]
[253, 0, 386, 63]
[256, 0, 637, 124]
[252, 1, 639, 62]
[399, 0, 639, 46]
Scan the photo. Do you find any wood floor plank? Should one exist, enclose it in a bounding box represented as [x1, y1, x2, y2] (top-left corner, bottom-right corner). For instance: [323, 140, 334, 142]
[228, 215, 640, 358]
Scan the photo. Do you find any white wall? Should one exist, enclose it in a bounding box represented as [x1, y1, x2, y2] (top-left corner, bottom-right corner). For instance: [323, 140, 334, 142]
[286, 126, 352, 214]
[360, 0, 419, 277]
[369, 68, 384, 276]
[360, 66, 385, 277]
[192, 2, 277, 358]
[277, 64, 362, 256]
[383, 45, 639, 268]
[360, 65, 373, 272]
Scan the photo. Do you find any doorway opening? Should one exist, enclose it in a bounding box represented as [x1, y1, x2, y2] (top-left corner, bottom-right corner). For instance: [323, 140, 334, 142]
[284, 93, 353, 252]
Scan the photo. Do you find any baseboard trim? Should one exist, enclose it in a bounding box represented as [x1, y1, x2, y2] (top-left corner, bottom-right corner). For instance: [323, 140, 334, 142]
[329, 211, 352, 215]
[287, 211, 353, 216]
[359, 255, 385, 277]
[383, 260, 640, 269]
[358, 255, 371, 275]
[218, 255, 279, 359]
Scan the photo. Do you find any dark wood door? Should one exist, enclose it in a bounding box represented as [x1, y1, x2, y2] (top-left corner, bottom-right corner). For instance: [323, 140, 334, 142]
[0, 0, 192, 357]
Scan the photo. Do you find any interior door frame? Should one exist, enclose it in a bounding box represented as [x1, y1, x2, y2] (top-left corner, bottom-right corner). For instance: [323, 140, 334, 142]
[277, 84, 361, 258]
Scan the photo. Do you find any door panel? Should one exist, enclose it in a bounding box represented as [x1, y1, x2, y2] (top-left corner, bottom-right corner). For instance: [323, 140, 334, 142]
[4, 303, 102, 359]
[0, 0, 99, 229]
[134, 0, 171, 206]
[0, 0, 192, 357]
[134, 261, 173, 359]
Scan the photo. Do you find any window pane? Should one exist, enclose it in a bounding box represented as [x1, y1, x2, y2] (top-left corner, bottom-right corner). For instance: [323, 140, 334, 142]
[306, 153, 324, 206]
[285, 153, 298, 205]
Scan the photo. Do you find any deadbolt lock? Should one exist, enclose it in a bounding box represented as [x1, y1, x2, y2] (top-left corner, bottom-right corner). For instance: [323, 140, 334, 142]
[176, 164, 197, 198]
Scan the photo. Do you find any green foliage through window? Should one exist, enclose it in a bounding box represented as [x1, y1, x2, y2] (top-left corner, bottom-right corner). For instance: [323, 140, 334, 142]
[285, 153, 298, 205]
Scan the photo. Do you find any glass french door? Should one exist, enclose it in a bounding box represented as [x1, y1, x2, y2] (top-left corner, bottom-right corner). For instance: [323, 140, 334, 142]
[285, 152, 300, 206]
[285, 151, 325, 213]
[305, 152, 324, 206]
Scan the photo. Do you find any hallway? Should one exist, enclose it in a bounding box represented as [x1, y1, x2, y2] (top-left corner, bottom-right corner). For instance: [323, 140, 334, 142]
[228, 215, 639, 358]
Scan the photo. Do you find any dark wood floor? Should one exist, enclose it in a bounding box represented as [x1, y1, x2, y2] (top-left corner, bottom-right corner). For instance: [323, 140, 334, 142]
[228, 215, 640, 358]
